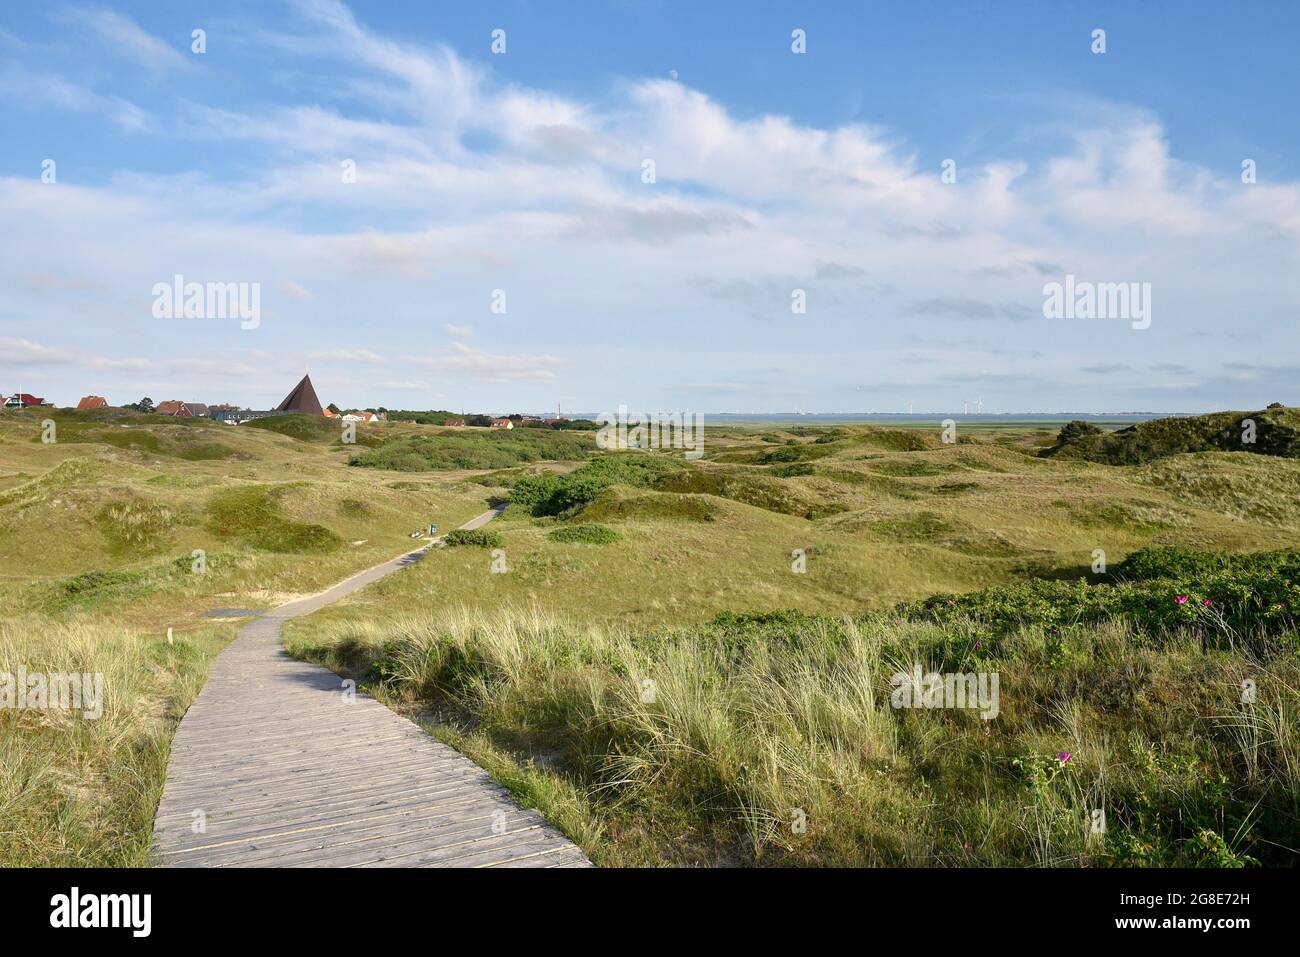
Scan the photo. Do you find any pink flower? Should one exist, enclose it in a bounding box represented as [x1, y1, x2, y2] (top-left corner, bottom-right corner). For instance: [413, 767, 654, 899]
[1202, 598, 1212, 606]
[1058, 751, 1072, 765]
[1175, 595, 1189, 605]
[975, 640, 983, 650]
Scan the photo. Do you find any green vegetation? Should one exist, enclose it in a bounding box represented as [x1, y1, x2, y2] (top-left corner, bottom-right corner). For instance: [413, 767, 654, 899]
[96, 499, 176, 552]
[1042, 405, 1300, 464]
[1135, 452, 1300, 527]
[207, 484, 343, 553]
[910, 547, 1300, 646]
[245, 413, 340, 442]
[0, 407, 494, 865]
[444, 528, 504, 548]
[350, 428, 593, 471]
[509, 455, 684, 516]
[287, 584, 1298, 866]
[6, 404, 1300, 868]
[547, 523, 620, 545]
[23, 409, 245, 461]
[578, 486, 719, 523]
[0, 615, 237, 866]
[650, 467, 815, 516]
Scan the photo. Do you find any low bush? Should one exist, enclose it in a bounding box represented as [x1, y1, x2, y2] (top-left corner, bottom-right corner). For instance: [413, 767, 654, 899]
[547, 524, 620, 545]
[908, 547, 1300, 648]
[444, 528, 504, 548]
[1040, 406, 1300, 463]
[510, 455, 684, 516]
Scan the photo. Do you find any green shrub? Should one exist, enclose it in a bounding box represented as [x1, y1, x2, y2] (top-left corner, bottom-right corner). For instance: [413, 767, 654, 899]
[769, 462, 816, 477]
[510, 455, 684, 516]
[759, 444, 835, 464]
[445, 528, 504, 548]
[1040, 406, 1300, 463]
[651, 468, 811, 516]
[548, 524, 620, 545]
[908, 548, 1300, 646]
[579, 488, 718, 523]
[509, 472, 568, 512]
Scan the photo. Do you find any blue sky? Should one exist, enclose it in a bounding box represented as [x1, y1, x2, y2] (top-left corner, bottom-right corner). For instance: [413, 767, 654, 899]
[2, 1, 1298, 413]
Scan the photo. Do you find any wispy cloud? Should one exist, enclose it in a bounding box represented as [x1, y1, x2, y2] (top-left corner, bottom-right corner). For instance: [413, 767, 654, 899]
[3, 2, 1298, 411]
[413, 344, 563, 382]
[0, 66, 149, 130]
[66, 7, 191, 75]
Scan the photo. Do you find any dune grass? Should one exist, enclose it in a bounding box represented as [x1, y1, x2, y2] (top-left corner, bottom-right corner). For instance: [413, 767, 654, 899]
[286, 601, 1299, 867]
[0, 615, 237, 866]
[5, 407, 1300, 868]
[0, 407, 499, 865]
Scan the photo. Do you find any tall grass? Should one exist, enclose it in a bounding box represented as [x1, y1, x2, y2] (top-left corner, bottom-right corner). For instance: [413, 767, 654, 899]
[286, 605, 1300, 867]
[0, 615, 234, 866]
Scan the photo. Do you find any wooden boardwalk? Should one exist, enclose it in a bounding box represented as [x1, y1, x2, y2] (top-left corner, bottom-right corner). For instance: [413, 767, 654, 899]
[153, 507, 592, 868]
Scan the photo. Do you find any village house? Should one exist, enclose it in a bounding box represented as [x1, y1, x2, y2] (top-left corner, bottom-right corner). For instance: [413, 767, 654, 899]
[490, 417, 514, 429]
[445, 417, 466, 427]
[3, 393, 50, 409]
[76, 395, 109, 411]
[155, 400, 194, 417]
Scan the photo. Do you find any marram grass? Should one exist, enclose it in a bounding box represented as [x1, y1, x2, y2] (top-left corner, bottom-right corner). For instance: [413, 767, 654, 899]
[0, 616, 235, 866]
[285, 603, 1300, 867]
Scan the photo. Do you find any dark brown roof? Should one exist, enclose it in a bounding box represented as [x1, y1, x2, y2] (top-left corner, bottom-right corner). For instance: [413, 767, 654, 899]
[274, 374, 323, 416]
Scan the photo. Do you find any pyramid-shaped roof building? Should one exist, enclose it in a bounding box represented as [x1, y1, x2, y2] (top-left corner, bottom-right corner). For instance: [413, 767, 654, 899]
[274, 374, 324, 416]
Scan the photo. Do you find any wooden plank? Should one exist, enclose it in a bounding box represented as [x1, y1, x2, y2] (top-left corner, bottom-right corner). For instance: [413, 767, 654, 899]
[151, 507, 591, 868]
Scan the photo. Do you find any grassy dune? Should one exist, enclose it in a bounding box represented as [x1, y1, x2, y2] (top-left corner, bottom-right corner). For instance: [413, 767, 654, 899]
[285, 601, 1299, 866]
[0, 616, 236, 866]
[3, 407, 1300, 866]
[300, 423, 1299, 630]
[0, 408, 492, 865]
[282, 413, 1300, 866]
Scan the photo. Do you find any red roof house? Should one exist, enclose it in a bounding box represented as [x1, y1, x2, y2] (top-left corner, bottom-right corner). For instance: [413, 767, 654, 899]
[156, 400, 194, 417]
[76, 395, 109, 411]
[4, 393, 47, 409]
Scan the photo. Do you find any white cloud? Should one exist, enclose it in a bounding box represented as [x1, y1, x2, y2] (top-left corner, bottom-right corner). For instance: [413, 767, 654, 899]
[0, 67, 149, 130]
[307, 349, 383, 363]
[3, 2, 1298, 412]
[413, 344, 562, 382]
[70, 7, 190, 75]
[1, 337, 77, 365]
